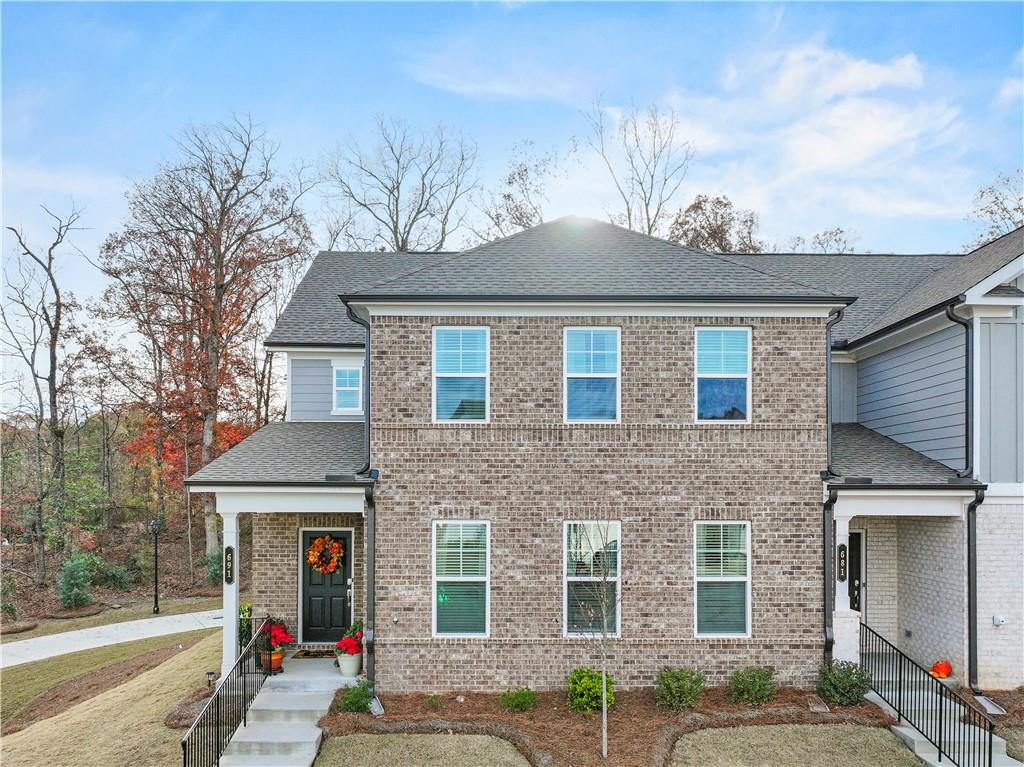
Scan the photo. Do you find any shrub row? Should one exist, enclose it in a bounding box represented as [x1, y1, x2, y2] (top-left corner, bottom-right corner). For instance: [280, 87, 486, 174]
[57, 552, 131, 609]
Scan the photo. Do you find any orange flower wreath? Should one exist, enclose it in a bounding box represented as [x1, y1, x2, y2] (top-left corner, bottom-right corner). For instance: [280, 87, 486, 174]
[306, 534, 344, 575]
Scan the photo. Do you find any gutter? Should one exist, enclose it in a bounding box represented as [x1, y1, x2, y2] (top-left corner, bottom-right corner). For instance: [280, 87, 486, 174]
[966, 487, 985, 692]
[944, 299, 974, 479]
[340, 292, 857, 305]
[822, 307, 846, 479]
[842, 294, 964, 350]
[822, 489, 838, 663]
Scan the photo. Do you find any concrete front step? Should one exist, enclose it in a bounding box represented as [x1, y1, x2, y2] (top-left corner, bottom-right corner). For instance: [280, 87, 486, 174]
[223, 721, 323, 757]
[248, 691, 336, 723]
[892, 726, 1022, 767]
[891, 723, 1008, 758]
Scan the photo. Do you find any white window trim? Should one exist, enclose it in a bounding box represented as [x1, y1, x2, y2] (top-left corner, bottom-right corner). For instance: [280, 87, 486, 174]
[563, 520, 622, 639]
[432, 326, 491, 424]
[431, 519, 491, 638]
[563, 326, 622, 424]
[331, 361, 364, 415]
[693, 520, 752, 639]
[693, 326, 752, 425]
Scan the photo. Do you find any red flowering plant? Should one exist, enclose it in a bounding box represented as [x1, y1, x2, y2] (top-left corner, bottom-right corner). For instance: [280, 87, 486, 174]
[335, 620, 364, 656]
[263, 622, 295, 652]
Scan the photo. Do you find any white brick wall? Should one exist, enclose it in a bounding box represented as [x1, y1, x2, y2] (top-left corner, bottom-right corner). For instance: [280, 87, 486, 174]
[976, 502, 1024, 690]
[851, 516, 898, 643]
[896, 516, 967, 675]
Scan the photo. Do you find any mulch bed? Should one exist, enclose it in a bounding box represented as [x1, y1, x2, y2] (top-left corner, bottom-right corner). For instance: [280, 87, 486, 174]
[319, 686, 892, 767]
[1, 634, 207, 735]
[165, 687, 215, 729]
[0, 621, 38, 635]
[42, 604, 106, 620]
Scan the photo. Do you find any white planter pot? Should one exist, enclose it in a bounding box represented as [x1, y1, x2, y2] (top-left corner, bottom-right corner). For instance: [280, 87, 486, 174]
[337, 652, 362, 677]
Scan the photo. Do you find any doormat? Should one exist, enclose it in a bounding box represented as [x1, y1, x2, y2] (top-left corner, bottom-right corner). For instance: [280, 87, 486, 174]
[292, 649, 336, 659]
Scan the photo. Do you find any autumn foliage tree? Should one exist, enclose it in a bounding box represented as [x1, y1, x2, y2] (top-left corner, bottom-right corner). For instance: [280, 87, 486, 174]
[97, 117, 314, 558]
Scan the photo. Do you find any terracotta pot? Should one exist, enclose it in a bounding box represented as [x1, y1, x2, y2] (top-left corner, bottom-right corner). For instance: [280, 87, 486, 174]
[261, 649, 286, 672]
[337, 652, 362, 677]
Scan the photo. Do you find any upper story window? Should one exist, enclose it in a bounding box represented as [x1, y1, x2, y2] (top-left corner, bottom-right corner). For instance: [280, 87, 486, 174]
[433, 327, 489, 422]
[332, 365, 363, 414]
[695, 327, 751, 423]
[564, 328, 620, 423]
[433, 520, 490, 637]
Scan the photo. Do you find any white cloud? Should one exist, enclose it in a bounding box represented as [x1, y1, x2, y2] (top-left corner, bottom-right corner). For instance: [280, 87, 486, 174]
[996, 77, 1022, 106]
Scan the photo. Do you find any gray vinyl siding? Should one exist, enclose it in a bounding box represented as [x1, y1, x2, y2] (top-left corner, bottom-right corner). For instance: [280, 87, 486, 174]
[857, 324, 965, 469]
[831, 362, 857, 423]
[979, 285, 1024, 483]
[289, 357, 363, 422]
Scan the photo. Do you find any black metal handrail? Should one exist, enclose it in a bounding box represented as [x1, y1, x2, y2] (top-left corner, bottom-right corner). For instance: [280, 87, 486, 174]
[860, 623, 995, 767]
[182, 616, 271, 767]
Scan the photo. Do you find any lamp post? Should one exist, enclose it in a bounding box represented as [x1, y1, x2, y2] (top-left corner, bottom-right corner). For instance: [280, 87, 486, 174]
[150, 518, 163, 614]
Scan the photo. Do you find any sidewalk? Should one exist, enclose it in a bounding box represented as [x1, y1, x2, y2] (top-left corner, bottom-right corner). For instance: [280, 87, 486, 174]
[0, 609, 222, 668]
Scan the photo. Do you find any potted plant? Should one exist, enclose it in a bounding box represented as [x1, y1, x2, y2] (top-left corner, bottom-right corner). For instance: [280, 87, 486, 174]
[260, 620, 294, 674]
[335, 622, 363, 677]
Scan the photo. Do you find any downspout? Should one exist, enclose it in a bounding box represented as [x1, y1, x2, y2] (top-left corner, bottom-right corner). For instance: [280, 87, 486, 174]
[944, 299, 974, 479]
[823, 488, 839, 663]
[966, 487, 985, 692]
[822, 308, 846, 479]
[344, 301, 372, 476]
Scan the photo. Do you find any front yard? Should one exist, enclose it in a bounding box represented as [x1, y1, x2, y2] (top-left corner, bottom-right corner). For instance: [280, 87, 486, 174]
[0, 631, 219, 767]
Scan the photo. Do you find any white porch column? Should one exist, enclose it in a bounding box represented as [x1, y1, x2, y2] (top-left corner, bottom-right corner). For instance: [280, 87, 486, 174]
[833, 514, 861, 663]
[220, 510, 240, 679]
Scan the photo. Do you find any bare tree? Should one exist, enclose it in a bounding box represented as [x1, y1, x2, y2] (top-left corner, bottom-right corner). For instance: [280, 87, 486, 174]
[566, 521, 625, 759]
[789, 227, 858, 254]
[968, 168, 1023, 247]
[668, 194, 765, 253]
[584, 102, 694, 237]
[323, 116, 477, 252]
[2, 206, 83, 573]
[471, 141, 562, 241]
[99, 117, 314, 558]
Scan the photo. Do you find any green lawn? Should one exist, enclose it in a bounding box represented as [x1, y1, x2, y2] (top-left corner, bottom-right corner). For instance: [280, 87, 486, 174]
[316, 735, 530, 767]
[670, 724, 921, 767]
[0, 596, 222, 643]
[0, 632, 220, 767]
[1, 628, 216, 723]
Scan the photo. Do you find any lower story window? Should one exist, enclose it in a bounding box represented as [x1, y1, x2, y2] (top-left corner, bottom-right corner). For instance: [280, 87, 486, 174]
[695, 521, 750, 637]
[433, 521, 489, 636]
[565, 521, 621, 636]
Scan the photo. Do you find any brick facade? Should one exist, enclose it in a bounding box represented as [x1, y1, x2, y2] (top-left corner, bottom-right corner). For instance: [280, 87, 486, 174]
[364, 314, 829, 692]
[976, 502, 1024, 689]
[250, 513, 365, 642]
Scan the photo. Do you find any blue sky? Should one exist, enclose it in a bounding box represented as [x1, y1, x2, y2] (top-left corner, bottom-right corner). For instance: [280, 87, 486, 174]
[3, 1, 1022, 298]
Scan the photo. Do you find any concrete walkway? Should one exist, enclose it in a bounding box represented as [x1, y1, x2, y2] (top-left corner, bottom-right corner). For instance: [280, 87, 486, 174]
[0, 609, 222, 668]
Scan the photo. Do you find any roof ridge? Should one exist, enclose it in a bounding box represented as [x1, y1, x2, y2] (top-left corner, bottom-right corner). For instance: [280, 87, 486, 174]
[730, 252, 962, 258]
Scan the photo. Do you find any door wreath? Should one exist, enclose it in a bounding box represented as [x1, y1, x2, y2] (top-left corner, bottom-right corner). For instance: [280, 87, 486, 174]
[306, 534, 344, 575]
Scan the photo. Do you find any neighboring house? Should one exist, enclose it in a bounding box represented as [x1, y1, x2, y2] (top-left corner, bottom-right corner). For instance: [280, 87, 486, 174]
[187, 217, 1023, 696]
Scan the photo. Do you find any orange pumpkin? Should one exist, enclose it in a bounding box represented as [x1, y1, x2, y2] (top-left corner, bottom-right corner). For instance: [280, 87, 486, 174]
[931, 660, 953, 678]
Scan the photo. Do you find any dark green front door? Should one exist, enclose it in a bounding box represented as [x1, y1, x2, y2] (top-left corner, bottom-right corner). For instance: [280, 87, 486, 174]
[301, 530, 352, 643]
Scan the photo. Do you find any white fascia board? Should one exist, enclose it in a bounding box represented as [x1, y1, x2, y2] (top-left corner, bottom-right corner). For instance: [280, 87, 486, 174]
[964, 255, 1024, 302]
[192, 486, 366, 515]
[846, 312, 952, 361]
[273, 346, 364, 358]
[983, 483, 1024, 505]
[833, 489, 976, 519]
[831, 350, 856, 363]
[355, 300, 847, 318]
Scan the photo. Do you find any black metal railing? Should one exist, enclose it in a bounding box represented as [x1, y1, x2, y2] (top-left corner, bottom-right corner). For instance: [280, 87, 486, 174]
[182, 616, 271, 767]
[860, 623, 995, 767]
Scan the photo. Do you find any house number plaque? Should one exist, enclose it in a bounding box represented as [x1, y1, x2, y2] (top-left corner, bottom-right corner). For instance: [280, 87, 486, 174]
[224, 546, 235, 585]
[836, 544, 848, 582]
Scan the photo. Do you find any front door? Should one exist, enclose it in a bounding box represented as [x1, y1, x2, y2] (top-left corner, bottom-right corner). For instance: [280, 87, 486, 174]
[301, 530, 352, 643]
[848, 531, 863, 613]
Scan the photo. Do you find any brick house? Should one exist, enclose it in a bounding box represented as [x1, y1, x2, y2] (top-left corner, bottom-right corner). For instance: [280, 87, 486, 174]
[187, 217, 1023, 696]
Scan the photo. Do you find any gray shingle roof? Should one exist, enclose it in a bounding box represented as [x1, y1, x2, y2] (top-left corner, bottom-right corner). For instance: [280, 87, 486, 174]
[830, 423, 962, 485]
[853, 228, 1023, 341]
[264, 251, 453, 347]
[185, 422, 366, 485]
[345, 217, 846, 300]
[727, 253, 959, 342]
